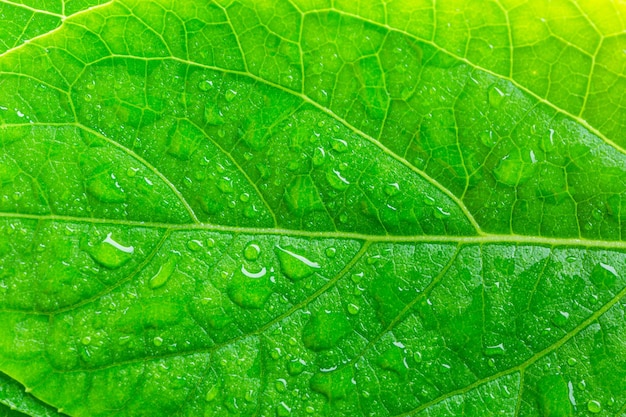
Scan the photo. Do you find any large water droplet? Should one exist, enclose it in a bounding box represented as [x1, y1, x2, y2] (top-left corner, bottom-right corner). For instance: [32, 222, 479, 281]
[312, 147, 326, 166]
[326, 169, 350, 190]
[284, 176, 324, 215]
[302, 311, 351, 351]
[227, 265, 273, 309]
[225, 89, 237, 102]
[275, 246, 320, 281]
[204, 106, 225, 125]
[86, 232, 134, 269]
[287, 359, 306, 376]
[384, 182, 400, 196]
[331, 138, 348, 153]
[149, 255, 178, 289]
[309, 366, 354, 400]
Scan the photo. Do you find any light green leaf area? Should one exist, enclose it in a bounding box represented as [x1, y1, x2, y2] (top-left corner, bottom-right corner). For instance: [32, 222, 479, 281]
[0, 0, 625, 416]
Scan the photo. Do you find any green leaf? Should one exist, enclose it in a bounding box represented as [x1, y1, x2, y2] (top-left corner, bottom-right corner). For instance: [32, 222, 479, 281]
[0, 0, 626, 416]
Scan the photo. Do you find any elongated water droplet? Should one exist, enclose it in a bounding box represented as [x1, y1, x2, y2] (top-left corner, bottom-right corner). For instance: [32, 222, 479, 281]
[312, 147, 326, 166]
[488, 85, 505, 108]
[275, 246, 320, 281]
[331, 138, 348, 153]
[483, 343, 505, 357]
[149, 255, 178, 289]
[384, 182, 400, 196]
[225, 89, 237, 102]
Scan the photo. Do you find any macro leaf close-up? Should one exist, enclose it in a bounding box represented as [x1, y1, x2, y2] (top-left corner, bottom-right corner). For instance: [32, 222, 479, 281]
[0, 0, 625, 416]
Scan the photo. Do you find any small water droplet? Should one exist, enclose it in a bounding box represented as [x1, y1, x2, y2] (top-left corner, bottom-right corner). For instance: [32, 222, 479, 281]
[239, 192, 250, 202]
[488, 85, 505, 108]
[275, 379, 288, 393]
[310, 147, 326, 167]
[81, 336, 92, 346]
[204, 106, 225, 125]
[198, 80, 214, 92]
[275, 246, 320, 281]
[483, 343, 505, 357]
[205, 385, 219, 401]
[244, 242, 261, 261]
[225, 89, 237, 102]
[325, 247, 336, 258]
[587, 400, 602, 413]
[331, 139, 348, 153]
[217, 177, 234, 194]
[149, 255, 178, 289]
[86, 172, 126, 203]
[326, 169, 350, 191]
[305, 406, 315, 414]
[413, 351, 422, 363]
[351, 272, 363, 283]
[86, 232, 134, 269]
[153, 336, 163, 347]
[480, 131, 497, 147]
[277, 402, 291, 416]
[188, 239, 204, 252]
[287, 359, 306, 376]
[567, 358, 577, 366]
[384, 182, 400, 196]
[347, 303, 359, 315]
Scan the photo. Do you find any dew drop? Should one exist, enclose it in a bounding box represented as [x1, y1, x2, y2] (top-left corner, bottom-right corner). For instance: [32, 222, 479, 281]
[326, 169, 350, 191]
[483, 343, 505, 357]
[153, 336, 163, 347]
[225, 89, 237, 102]
[86, 172, 126, 203]
[204, 106, 225, 125]
[347, 303, 359, 315]
[244, 242, 261, 261]
[413, 351, 422, 363]
[312, 147, 326, 166]
[277, 402, 291, 416]
[149, 255, 177, 289]
[205, 385, 219, 402]
[217, 177, 234, 194]
[302, 311, 351, 351]
[331, 138, 348, 153]
[81, 336, 92, 346]
[325, 247, 336, 258]
[287, 359, 306, 376]
[187, 239, 204, 252]
[275, 378, 288, 393]
[309, 366, 354, 400]
[587, 400, 602, 413]
[384, 182, 400, 196]
[275, 246, 320, 281]
[86, 233, 134, 269]
[488, 85, 505, 108]
[480, 131, 497, 147]
[239, 192, 250, 202]
[198, 80, 213, 92]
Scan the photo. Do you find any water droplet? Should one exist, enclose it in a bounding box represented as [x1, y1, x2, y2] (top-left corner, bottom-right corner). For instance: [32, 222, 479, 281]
[204, 106, 225, 125]
[325, 247, 336, 258]
[577, 380, 586, 390]
[351, 272, 363, 283]
[413, 351, 422, 363]
[149, 255, 178, 289]
[567, 358, 577, 366]
[377, 345, 409, 377]
[494, 154, 534, 186]
[483, 343, 505, 357]
[347, 303, 359, 315]
[480, 131, 497, 147]
[271, 348, 281, 360]
[187, 239, 203, 252]
[284, 176, 324, 215]
[86, 233, 134, 269]
[198, 79, 214, 92]
[86, 172, 126, 203]
[287, 359, 306, 376]
[277, 402, 291, 416]
[326, 168, 350, 191]
[205, 385, 219, 402]
[275, 379, 287, 393]
[244, 242, 261, 261]
[227, 265, 273, 309]
[331, 138, 348, 153]
[305, 406, 315, 414]
[587, 400, 602, 413]
[225, 89, 237, 102]
[309, 366, 354, 400]
[488, 85, 505, 108]
[312, 147, 326, 166]
[81, 336, 92, 346]
[384, 182, 400, 196]
[239, 192, 250, 202]
[275, 246, 320, 281]
[217, 177, 234, 194]
[126, 167, 138, 177]
[302, 311, 351, 351]
[153, 336, 163, 346]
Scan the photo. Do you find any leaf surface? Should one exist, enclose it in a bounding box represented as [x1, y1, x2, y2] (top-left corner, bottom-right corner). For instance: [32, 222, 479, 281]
[0, 0, 625, 416]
